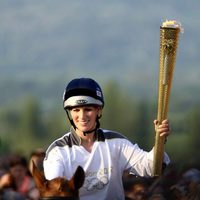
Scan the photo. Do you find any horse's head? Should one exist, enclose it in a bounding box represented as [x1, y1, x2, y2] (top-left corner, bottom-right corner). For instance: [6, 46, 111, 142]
[31, 161, 85, 200]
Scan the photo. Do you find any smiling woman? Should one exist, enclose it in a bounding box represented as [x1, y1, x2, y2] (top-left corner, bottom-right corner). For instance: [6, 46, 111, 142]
[43, 77, 171, 200]
[70, 106, 101, 137]
[63, 78, 104, 136]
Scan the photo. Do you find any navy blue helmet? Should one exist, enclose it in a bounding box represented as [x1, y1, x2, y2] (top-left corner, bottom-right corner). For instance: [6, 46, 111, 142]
[63, 78, 104, 109]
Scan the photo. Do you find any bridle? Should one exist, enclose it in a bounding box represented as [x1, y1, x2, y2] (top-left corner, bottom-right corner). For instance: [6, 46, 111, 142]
[40, 197, 79, 200]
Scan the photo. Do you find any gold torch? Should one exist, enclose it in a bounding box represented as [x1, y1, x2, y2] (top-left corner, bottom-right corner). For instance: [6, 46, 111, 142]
[153, 20, 183, 176]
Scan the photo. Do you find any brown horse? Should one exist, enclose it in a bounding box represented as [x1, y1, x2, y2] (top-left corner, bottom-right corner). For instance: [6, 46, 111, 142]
[31, 162, 85, 200]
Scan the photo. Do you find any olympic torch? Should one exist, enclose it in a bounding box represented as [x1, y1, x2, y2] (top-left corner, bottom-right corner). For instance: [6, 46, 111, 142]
[153, 20, 183, 176]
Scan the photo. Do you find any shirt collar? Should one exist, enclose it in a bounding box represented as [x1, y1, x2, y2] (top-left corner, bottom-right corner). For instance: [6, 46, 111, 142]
[70, 126, 105, 145]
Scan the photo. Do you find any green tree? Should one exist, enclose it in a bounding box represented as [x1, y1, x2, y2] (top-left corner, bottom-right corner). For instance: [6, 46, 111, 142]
[42, 109, 69, 148]
[19, 97, 46, 138]
[186, 107, 200, 165]
[0, 107, 20, 153]
[101, 81, 152, 149]
[132, 101, 151, 149]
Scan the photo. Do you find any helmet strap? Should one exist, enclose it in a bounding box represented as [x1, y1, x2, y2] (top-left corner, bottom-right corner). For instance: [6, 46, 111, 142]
[65, 109, 76, 130]
[82, 117, 100, 136]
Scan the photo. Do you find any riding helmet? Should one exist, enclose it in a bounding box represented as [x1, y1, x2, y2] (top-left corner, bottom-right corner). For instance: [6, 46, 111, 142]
[63, 78, 104, 109]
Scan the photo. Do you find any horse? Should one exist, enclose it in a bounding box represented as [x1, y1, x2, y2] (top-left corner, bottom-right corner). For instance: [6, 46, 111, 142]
[31, 161, 85, 200]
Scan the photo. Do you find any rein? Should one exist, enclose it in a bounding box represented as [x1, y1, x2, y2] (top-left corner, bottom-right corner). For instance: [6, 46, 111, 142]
[40, 197, 79, 200]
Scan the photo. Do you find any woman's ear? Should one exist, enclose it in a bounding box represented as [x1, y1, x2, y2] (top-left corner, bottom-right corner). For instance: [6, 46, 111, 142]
[97, 107, 102, 118]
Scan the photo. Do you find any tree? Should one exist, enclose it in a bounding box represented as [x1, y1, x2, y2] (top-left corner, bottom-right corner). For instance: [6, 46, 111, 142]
[19, 97, 46, 138]
[187, 107, 200, 166]
[101, 81, 152, 149]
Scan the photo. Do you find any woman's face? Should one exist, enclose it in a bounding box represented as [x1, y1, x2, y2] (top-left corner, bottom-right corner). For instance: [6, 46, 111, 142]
[70, 106, 101, 134]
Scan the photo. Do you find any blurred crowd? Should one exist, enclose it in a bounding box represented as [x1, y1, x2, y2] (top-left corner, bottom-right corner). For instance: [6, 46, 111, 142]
[123, 164, 200, 200]
[0, 149, 45, 200]
[0, 150, 200, 200]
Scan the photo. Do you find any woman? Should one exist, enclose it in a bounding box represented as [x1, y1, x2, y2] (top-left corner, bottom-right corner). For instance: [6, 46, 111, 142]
[43, 78, 170, 200]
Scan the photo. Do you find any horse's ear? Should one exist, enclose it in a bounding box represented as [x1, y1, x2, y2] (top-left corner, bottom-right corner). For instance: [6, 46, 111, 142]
[31, 161, 47, 190]
[71, 166, 85, 190]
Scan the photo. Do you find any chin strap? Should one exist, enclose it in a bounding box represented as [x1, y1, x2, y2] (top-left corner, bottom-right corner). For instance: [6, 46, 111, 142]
[66, 110, 76, 130]
[82, 119, 100, 136]
[65, 109, 101, 136]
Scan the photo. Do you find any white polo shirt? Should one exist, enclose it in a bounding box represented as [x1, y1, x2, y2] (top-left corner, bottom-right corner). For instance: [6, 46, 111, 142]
[43, 128, 170, 200]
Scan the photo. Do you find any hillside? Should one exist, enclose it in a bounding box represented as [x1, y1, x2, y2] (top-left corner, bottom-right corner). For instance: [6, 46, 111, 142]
[0, 0, 200, 109]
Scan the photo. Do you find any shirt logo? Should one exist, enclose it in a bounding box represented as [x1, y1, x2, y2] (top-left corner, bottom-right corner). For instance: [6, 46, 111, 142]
[83, 168, 112, 191]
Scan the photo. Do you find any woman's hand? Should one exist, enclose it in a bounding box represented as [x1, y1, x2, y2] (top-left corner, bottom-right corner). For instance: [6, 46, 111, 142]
[154, 119, 170, 138]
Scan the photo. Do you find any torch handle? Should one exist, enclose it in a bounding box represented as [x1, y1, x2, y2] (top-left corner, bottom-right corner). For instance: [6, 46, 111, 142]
[153, 27, 180, 176]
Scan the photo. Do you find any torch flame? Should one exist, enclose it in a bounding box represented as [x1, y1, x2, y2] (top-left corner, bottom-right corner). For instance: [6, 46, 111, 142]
[162, 19, 184, 33]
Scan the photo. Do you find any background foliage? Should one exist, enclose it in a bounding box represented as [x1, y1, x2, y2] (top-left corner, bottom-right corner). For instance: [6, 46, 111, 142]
[0, 1, 200, 170]
[1, 81, 200, 170]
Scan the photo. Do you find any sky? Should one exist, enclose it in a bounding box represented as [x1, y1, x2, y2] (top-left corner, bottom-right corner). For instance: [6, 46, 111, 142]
[0, 0, 200, 107]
